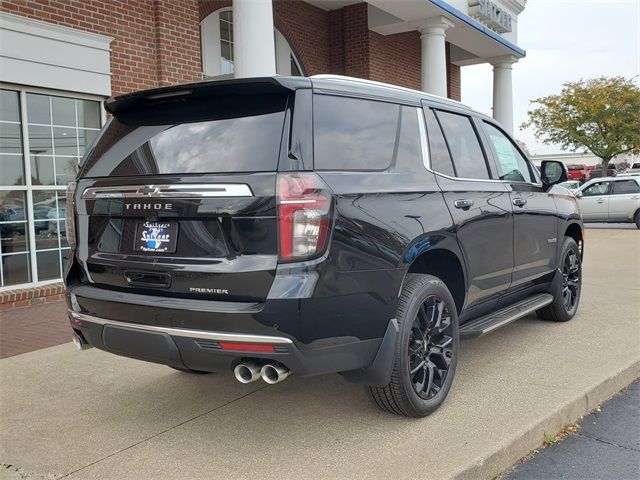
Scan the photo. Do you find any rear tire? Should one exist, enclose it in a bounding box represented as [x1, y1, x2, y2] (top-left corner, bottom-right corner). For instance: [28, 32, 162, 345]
[366, 274, 459, 417]
[536, 237, 581, 322]
[634, 210, 640, 229]
[169, 366, 212, 374]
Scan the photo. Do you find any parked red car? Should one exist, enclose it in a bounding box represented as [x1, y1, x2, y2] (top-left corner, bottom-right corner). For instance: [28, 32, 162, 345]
[566, 164, 590, 184]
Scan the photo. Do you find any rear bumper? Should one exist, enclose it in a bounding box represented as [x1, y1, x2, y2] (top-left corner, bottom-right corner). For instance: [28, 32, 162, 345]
[68, 310, 397, 384]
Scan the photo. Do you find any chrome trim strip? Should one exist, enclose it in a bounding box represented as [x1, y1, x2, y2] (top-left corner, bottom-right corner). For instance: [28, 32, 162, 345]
[69, 311, 293, 344]
[82, 184, 254, 199]
[416, 108, 430, 170]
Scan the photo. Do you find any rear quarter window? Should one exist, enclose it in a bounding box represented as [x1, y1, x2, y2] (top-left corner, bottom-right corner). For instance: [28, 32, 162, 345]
[612, 179, 640, 194]
[313, 95, 421, 171]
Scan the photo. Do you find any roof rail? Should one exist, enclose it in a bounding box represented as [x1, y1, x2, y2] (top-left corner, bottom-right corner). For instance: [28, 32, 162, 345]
[310, 74, 468, 108]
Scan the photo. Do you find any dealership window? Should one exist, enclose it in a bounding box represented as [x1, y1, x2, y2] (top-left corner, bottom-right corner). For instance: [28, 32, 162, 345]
[200, 8, 303, 77]
[0, 87, 102, 289]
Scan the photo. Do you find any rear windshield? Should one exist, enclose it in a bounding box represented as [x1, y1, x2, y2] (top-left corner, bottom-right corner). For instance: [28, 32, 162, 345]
[568, 165, 581, 170]
[80, 94, 287, 177]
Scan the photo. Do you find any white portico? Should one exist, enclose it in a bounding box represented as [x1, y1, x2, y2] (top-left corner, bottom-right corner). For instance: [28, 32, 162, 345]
[228, 0, 526, 132]
[365, 0, 526, 132]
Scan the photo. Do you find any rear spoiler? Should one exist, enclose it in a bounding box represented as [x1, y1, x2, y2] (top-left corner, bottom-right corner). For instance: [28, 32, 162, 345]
[104, 76, 311, 116]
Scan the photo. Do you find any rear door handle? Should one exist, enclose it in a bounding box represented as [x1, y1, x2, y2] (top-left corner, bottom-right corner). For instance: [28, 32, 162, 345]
[454, 199, 474, 210]
[512, 198, 527, 207]
[596, 199, 605, 204]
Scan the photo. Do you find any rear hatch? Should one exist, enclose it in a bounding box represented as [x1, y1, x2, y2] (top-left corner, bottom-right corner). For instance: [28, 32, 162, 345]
[73, 79, 298, 302]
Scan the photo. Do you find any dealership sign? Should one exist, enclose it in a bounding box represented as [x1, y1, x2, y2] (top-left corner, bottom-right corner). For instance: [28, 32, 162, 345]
[469, 0, 513, 34]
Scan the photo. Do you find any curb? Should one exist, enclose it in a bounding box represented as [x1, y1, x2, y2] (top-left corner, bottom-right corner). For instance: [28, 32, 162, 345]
[452, 359, 640, 480]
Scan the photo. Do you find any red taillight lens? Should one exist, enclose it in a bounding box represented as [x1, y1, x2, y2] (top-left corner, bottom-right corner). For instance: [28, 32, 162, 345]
[277, 173, 332, 262]
[218, 342, 275, 353]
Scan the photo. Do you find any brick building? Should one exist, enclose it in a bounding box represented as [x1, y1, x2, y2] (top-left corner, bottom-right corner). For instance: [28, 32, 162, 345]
[0, 0, 526, 298]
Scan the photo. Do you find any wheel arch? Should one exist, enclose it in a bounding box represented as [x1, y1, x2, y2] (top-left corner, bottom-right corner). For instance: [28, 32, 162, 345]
[564, 221, 584, 258]
[405, 247, 466, 314]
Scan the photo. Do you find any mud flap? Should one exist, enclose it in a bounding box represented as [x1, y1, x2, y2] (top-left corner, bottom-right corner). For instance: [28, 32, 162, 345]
[340, 318, 399, 386]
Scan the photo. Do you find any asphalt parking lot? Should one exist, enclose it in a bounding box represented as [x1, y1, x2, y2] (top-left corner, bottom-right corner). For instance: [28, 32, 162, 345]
[0, 228, 638, 480]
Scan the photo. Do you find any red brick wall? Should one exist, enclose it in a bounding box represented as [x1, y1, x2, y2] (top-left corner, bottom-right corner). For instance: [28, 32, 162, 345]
[154, 0, 202, 87]
[1, 0, 201, 96]
[370, 31, 421, 90]
[446, 42, 461, 101]
[273, 0, 330, 76]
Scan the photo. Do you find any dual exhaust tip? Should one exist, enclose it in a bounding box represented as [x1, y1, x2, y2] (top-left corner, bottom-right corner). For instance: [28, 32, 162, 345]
[234, 361, 290, 385]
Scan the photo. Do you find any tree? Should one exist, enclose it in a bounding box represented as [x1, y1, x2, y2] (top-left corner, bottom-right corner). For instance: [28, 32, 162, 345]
[515, 139, 530, 156]
[521, 77, 640, 169]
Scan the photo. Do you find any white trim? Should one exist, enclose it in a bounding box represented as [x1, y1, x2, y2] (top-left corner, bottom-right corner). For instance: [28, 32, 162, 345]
[19, 90, 39, 285]
[0, 12, 113, 51]
[201, 8, 227, 77]
[0, 13, 113, 96]
[0, 82, 105, 102]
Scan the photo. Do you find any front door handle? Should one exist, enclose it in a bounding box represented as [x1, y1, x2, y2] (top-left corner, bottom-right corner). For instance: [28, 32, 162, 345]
[596, 199, 605, 204]
[512, 197, 527, 207]
[454, 199, 474, 210]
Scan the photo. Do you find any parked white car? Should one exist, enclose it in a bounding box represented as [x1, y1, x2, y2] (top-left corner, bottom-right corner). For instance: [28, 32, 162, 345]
[558, 180, 581, 191]
[575, 176, 640, 228]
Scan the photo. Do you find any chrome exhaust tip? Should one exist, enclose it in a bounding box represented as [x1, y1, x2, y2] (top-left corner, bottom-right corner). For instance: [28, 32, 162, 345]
[71, 331, 92, 350]
[233, 361, 262, 384]
[260, 363, 291, 384]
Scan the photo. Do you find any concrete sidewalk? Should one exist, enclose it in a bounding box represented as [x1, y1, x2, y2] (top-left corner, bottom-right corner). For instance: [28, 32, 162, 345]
[0, 229, 638, 480]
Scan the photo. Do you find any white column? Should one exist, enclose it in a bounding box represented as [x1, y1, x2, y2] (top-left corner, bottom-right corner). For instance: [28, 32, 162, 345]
[418, 16, 454, 97]
[491, 55, 519, 134]
[232, 0, 276, 78]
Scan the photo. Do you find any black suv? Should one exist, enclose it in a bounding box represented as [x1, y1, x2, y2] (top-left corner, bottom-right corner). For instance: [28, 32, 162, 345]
[65, 76, 583, 417]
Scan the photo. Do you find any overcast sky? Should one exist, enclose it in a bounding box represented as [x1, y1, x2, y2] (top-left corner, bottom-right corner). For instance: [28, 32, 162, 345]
[461, 0, 640, 155]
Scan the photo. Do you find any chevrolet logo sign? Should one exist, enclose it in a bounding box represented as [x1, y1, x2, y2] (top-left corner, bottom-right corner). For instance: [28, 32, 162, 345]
[137, 185, 160, 196]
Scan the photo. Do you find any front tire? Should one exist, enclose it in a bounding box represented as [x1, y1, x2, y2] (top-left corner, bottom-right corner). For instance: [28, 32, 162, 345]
[536, 237, 582, 322]
[366, 274, 459, 417]
[634, 210, 640, 229]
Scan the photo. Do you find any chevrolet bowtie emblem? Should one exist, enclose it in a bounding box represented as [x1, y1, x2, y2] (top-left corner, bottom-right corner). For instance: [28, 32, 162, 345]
[137, 185, 160, 196]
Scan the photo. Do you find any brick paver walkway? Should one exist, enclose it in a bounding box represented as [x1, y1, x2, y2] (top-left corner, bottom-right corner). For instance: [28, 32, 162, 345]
[0, 301, 70, 359]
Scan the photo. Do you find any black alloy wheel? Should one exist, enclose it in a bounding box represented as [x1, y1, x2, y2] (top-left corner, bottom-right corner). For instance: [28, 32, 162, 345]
[561, 249, 580, 312]
[536, 236, 581, 322]
[408, 295, 453, 400]
[367, 274, 459, 417]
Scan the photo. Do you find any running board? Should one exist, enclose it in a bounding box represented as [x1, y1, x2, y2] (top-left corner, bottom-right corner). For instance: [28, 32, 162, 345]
[459, 293, 553, 338]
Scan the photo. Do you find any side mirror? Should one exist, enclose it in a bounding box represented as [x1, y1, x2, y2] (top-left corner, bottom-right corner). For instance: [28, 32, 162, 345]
[541, 160, 568, 187]
[575, 190, 583, 198]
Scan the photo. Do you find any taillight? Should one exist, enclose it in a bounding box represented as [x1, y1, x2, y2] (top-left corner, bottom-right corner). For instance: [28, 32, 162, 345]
[65, 181, 77, 250]
[277, 173, 332, 262]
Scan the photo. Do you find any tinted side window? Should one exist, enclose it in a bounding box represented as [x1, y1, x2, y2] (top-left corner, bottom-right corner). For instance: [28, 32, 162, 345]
[314, 95, 405, 170]
[483, 122, 532, 182]
[612, 180, 640, 194]
[582, 181, 610, 196]
[424, 108, 455, 176]
[436, 111, 489, 180]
